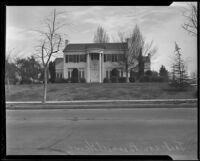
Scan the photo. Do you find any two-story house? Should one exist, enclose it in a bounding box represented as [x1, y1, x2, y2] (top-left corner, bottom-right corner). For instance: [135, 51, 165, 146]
[55, 39, 150, 83]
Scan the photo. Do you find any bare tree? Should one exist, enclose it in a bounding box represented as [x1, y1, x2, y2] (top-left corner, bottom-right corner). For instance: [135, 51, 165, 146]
[117, 25, 157, 82]
[142, 40, 158, 57]
[34, 9, 66, 103]
[182, 3, 197, 37]
[118, 30, 141, 82]
[93, 25, 110, 43]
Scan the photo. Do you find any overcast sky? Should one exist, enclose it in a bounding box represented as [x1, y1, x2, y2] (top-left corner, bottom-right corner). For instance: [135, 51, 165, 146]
[6, 2, 197, 75]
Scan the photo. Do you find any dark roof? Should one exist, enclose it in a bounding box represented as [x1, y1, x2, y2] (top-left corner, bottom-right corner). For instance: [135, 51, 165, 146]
[54, 58, 63, 65]
[63, 43, 128, 52]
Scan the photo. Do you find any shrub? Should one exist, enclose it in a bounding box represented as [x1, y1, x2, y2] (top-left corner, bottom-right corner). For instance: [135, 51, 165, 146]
[65, 78, 72, 83]
[80, 78, 86, 83]
[103, 78, 111, 83]
[129, 77, 135, 83]
[55, 78, 69, 83]
[20, 78, 32, 84]
[119, 77, 126, 83]
[169, 80, 190, 89]
[150, 76, 165, 82]
[71, 77, 79, 83]
[139, 76, 150, 82]
[145, 70, 153, 76]
[111, 76, 119, 83]
[130, 71, 138, 79]
[6, 77, 18, 85]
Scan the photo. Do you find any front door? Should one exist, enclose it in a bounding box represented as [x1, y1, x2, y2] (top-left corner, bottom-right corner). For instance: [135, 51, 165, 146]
[90, 53, 99, 82]
[71, 68, 79, 83]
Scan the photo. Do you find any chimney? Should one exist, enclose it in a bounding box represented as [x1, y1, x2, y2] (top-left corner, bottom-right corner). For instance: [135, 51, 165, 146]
[126, 38, 131, 49]
[148, 53, 151, 63]
[65, 40, 69, 47]
[126, 38, 129, 42]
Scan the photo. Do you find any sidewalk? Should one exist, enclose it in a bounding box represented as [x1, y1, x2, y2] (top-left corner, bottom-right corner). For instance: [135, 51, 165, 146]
[6, 99, 197, 110]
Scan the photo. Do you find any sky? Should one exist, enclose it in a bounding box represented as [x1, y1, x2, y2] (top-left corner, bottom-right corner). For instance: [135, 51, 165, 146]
[6, 2, 197, 75]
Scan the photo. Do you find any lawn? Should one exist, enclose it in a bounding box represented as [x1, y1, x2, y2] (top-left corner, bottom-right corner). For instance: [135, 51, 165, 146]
[5, 83, 197, 101]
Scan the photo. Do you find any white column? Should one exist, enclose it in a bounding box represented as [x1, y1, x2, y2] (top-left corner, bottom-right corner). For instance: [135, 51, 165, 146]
[101, 52, 104, 82]
[99, 53, 101, 83]
[87, 53, 90, 83]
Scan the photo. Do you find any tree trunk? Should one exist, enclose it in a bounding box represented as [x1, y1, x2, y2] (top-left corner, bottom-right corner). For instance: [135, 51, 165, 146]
[43, 68, 47, 103]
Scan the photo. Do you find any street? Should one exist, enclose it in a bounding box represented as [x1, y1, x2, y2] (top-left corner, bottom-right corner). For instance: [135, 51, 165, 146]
[6, 106, 197, 160]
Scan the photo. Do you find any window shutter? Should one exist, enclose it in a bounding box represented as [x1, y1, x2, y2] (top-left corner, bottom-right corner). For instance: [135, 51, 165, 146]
[83, 71, 85, 78]
[77, 55, 79, 63]
[65, 55, 68, 63]
[68, 71, 70, 79]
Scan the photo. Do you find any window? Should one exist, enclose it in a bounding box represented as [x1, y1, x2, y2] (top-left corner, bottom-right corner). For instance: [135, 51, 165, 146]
[80, 54, 86, 62]
[120, 70, 123, 77]
[106, 54, 112, 62]
[78, 71, 81, 79]
[106, 71, 109, 79]
[91, 53, 99, 60]
[112, 54, 114, 62]
[82, 71, 85, 79]
[77, 55, 80, 63]
[60, 73, 62, 78]
[118, 54, 124, 62]
[104, 54, 106, 62]
[68, 71, 71, 79]
[112, 54, 118, 62]
[73, 55, 76, 62]
[69, 55, 73, 62]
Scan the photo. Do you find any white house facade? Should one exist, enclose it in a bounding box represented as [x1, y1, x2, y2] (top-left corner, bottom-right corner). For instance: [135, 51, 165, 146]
[55, 40, 151, 83]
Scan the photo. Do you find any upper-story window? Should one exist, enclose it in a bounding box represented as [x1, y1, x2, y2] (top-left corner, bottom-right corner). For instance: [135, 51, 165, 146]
[104, 54, 124, 62]
[112, 54, 118, 62]
[91, 53, 99, 60]
[104, 54, 112, 62]
[65, 54, 86, 63]
[80, 55, 86, 62]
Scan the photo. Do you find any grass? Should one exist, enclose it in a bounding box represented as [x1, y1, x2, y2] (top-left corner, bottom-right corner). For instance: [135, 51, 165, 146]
[5, 83, 197, 101]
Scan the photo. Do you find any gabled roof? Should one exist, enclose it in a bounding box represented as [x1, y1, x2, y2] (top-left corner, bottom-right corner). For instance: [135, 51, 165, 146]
[54, 58, 63, 65]
[63, 43, 128, 52]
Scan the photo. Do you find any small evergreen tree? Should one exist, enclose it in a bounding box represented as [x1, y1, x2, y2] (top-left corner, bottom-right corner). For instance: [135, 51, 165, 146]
[159, 65, 168, 81]
[145, 70, 152, 76]
[171, 42, 189, 88]
[48, 61, 56, 83]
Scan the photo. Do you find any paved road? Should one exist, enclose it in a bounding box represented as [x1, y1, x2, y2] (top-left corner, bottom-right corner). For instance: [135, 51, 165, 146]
[6, 106, 197, 160]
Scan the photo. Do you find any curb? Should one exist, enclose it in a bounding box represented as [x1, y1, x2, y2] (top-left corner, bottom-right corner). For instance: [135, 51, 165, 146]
[6, 98, 198, 104]
[6, 104, 197, 110]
